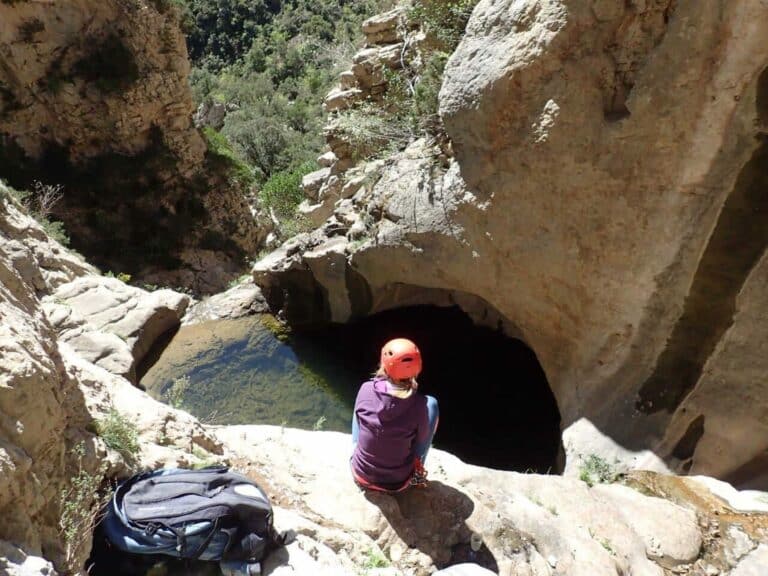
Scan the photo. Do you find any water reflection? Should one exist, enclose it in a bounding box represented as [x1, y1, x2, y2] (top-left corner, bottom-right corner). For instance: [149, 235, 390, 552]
[141, 316, 357, 432]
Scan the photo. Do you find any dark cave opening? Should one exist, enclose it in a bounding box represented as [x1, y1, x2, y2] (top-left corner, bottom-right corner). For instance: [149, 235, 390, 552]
[292, 304, 564, 474]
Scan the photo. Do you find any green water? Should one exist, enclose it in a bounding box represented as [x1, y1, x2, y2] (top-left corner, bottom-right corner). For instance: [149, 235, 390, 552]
[141, 316, 357, 432]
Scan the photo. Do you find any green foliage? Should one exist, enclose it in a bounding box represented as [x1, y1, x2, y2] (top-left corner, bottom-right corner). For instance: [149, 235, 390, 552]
[600, 538, 615, 555]
[96, 408, 140, 460]
[326, 1, 476, 162]
[260, 313, 291, 342]
[362, 547, 389, 570]
[333, 103, 412, 160]
[59, 443, 108, 571]
[166, 375, 191, 409]
[184, 0, 386, 187]
[278, 213, 313, 239]
[312, 415, 327, 431]
[0, 182, 30, 206]
[227, 274, 251, 289]
[202, 126, 254, 186]
[259, 161, 316, 219]
[578, 454, 618, 487]
[39, 218, 70, 246]
[104, 271, 133, 283]
[412, 52, 449, 125]
[0, 180, 71, 246]
[409, 0, 479, 52]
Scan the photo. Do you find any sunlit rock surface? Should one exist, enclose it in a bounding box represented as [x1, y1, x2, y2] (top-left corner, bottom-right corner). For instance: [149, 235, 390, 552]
[253, 0, 768, 485]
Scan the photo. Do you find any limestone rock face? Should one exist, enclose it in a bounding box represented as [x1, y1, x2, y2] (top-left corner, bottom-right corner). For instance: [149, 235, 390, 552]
[43, 276, 189, 384]
[0, 0, 262, 292]
[0, 192, 97, 570]
[214, 425, 767, 576]
[2, 183, 766, 575]
[0, 191, 214, 571]
[254, 0, 768, 484]
[438, 0, 768, 480]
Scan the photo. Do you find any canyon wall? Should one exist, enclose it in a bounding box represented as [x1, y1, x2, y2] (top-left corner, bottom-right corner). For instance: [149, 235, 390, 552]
[253, 0, 768, 483]
[0, 0, 264, 292]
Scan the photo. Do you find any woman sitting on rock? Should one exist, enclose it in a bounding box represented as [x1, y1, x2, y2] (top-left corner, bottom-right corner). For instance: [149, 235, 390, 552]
[350, 338, 439, 492]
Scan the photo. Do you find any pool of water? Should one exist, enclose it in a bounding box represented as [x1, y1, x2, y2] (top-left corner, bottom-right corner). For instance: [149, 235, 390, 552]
[142, 305, 562, 472]
[141, 316, 358, 432]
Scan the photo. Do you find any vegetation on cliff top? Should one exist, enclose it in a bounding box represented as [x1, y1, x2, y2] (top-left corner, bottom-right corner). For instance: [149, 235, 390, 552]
[181, 2, 385, 168]
[332, 0, 478, 161]
[169, 0, 387, 235]
[169, 0, 477, 239]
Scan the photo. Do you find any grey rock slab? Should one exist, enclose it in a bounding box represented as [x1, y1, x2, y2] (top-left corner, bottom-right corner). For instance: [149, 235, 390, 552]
[729, 545, 768, 576]
[593, 483, 702, 567]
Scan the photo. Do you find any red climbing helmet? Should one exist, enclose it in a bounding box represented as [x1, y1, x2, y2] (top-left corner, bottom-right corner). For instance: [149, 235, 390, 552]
[380, 338, 422, 381]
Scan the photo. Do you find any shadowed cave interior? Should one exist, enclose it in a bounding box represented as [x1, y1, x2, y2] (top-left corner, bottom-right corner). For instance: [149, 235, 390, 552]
[293, 304, 564, 474]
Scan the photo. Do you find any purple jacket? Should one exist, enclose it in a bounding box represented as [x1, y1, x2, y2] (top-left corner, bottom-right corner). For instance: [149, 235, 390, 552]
[350, 378, 429, 485]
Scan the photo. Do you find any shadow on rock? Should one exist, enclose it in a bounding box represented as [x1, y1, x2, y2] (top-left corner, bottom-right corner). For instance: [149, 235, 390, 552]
[364, 481, 499, 572]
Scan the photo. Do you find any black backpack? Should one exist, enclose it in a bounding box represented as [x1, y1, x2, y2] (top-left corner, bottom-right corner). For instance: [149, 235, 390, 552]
[101, 467, 290, 572]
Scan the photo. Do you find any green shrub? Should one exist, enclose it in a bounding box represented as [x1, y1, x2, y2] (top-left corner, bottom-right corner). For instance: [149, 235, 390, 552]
[362, 547, 389, 571]
[260, 314, 291, 342]
[96, 407, 140, 460]
[183, 0, 386, 193]
[412, 52, 449, 124]
[333, 104, 413, 160]
[202, 126, 254, 186]
[59, 443, 109, 571]
[259, 161, 316, 219]
[104, 271, 132, 283]
[578, 454, 619, 487]
[410, 0, 479, 52]
[39, 218, 70, 246]
[0, 180, 71, 246]
[312, 415, 326, 431]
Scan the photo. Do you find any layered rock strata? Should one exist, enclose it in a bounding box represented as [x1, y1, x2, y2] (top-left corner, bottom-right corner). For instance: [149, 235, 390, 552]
[295, 7, 422, 227]
[0, 185, 211, 571]
[0, 0, 263, 292]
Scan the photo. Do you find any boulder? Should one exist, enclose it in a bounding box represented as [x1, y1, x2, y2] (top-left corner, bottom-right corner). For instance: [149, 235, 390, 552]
[182, 283, 268, 325]
[46, 276, 189, 383]
[323, 88, 364, 112]
[362, 8, 405, 45]
[302, 168, 332, 201]
[730, 545, 768, 576]
[0, 541, 57, 576]
[317, 151, 338, 168]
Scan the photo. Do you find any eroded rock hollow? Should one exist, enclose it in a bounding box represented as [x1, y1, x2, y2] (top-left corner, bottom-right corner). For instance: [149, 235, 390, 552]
[253, 0, 768, 486]
[302, 303, 562, 472]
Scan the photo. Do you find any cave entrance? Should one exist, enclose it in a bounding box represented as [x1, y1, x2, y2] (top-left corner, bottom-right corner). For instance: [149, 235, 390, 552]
[299, 304, 563, 473]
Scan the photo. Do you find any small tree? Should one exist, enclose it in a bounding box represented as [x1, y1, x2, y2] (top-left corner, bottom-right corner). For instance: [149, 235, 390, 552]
[59, 443, 109, 572]
[96, 407, 140, 460]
